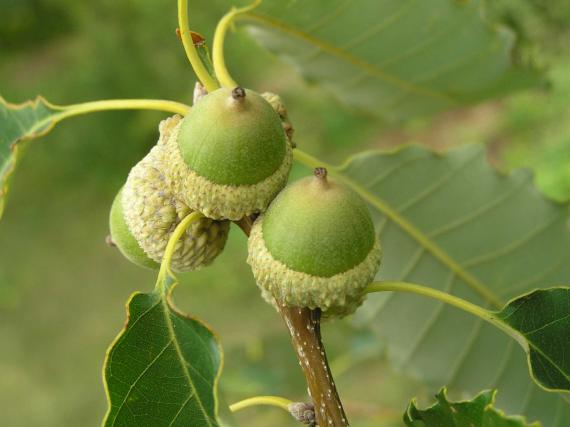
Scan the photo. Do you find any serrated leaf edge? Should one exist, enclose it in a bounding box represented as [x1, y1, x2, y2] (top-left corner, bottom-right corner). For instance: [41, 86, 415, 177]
[101, 281, 225, 427]
[0, 96, 62, 218]
[495, 286, 570, 395]
[405, 387, 541, 426]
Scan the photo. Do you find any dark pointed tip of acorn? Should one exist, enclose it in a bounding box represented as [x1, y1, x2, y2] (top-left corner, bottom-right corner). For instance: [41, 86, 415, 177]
[105, 235, 116, 247]
[314, 167, 328, 180]
[232, 87, 246, 100]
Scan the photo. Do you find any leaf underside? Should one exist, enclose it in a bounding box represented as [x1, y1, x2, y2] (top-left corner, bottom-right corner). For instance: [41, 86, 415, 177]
[334, 144, 570, 425]
[244, 0, 540, 121]
[496, 288, 570, 393]
[404, 387, 540, 426]
[0, 96, 60, 219]
[103, 290, 222, 427]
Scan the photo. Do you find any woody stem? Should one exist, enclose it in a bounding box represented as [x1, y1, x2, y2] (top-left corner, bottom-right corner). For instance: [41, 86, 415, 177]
[235, 217, 349, 426]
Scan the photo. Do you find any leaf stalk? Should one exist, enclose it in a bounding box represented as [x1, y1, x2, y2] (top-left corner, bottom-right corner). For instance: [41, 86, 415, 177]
[212, 0, 262, 88]
[229, 395, 292, 413]
[236, 217, 349, 426]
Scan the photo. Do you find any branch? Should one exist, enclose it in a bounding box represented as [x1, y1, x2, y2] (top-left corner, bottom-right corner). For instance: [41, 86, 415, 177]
[278, 304, 349, 426]
[235, 217, 349, 426]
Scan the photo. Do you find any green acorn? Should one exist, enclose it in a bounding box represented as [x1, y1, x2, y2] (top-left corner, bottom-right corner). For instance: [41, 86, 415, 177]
[109, 116, 230, 272]
[109, 189, 159, 270]
[247, 168, 382, 318]
[164, 87, 293, 220]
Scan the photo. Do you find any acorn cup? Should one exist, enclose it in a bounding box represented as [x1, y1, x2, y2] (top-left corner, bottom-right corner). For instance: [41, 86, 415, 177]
[261, 92, 294, 145]
[109, 116, 230, 272]
[163, 86, 293, 221]
[247, 168, 382, 318]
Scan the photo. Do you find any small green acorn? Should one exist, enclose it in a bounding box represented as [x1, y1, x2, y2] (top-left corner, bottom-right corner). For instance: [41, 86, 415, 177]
[109, 116, 230, 272]
[164, 87, 292, 220]
[247, 168, 382, 318]
[109, 189, 159, 270]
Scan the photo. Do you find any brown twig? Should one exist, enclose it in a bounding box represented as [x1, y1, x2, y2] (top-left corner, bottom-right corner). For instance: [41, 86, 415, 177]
[235, 216, 349, 426]
[279, 304, 349, 426]
[235, 215, 255, 235]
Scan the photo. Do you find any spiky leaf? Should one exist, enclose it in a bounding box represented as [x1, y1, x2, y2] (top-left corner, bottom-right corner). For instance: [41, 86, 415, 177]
[404, 388, 539, 426]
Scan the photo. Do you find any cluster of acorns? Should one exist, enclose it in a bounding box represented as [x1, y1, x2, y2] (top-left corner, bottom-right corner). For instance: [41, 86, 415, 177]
[109, 86, 381, 317]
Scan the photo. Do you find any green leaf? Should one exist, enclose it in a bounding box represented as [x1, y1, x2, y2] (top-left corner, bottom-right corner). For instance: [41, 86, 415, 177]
[367, 282, 570, 397]
[103, 277, 223, 427]
[0, 96, 188, 220]
[0, 96, 61, 219]
[496, 288, 570, 393]
[404, 387, 540, 426]
[294, 144, 570, 425]
[241, 0, 541, 121]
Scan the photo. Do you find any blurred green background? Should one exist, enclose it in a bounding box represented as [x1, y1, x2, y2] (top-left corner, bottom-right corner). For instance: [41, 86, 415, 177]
[0, 1, 568, 426]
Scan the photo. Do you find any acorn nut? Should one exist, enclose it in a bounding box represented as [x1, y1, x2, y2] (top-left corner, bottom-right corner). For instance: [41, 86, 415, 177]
[109, 116, 230, 272]
[164, 87, 293, 220]
[109, 188, 159, 270]
[247, 168, 382, 318]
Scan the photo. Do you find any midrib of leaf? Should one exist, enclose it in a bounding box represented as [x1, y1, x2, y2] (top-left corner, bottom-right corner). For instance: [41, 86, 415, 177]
[1, 96, 190, 145]
[339, 1, 415, 51]
[294, 149, 503, 309]
[18, 114, 60, 140]
[241, 12, 456, 104]
[368, 281, 570, 400]
[105, 292, 216, 427]
[305, 0, 353, 34]
[0, 97, 58, 142]
[160, 295, 216, 427]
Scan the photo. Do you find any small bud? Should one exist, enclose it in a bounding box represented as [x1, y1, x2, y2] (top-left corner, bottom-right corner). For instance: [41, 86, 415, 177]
[288, 402, 316, 425]
[105, 235, 116, 247]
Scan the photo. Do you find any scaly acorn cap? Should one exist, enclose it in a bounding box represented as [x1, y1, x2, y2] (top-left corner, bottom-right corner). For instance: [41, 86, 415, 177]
[247, 168, 382, 318]
[165, 87, 292, 220]
[261, 92, 294, 144]
[111, 116, 230, 272]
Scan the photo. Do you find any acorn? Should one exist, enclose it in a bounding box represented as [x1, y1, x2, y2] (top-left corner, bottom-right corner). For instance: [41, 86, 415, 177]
[109, 116, 230, 272]
[247, 168, 382, 318]
[109, 188, 159, 270]
[164, 86, 293, 220]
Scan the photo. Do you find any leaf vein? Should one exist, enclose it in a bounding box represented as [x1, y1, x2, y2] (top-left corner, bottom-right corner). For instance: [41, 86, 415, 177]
[397, 150, 480, 213]
[243, 12, 455, 103]
[461, 213, 562, 268]
[111, 339, 174, 423]
[427, 177, 530, 238]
